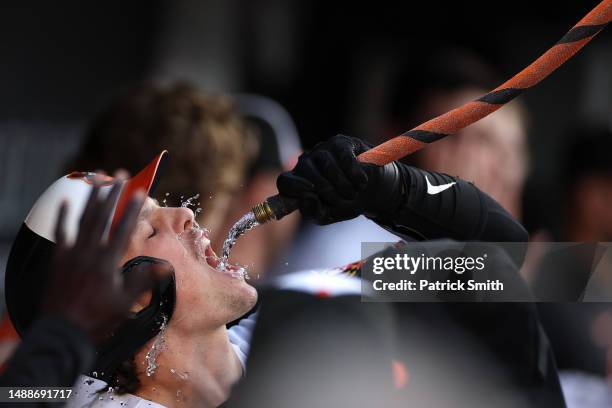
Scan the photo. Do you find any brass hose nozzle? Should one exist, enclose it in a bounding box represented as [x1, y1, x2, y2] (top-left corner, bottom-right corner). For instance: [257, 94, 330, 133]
[251, 194, 299, 224]
[252, 201, 276, 224]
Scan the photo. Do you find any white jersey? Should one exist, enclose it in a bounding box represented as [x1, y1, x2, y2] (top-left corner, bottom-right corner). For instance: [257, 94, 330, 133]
[68, 378, 165, 408]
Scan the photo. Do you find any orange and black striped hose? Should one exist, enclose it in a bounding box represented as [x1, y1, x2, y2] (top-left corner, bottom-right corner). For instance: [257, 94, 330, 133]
[254, 0, 612, 222]
[358, 0, 612, 165]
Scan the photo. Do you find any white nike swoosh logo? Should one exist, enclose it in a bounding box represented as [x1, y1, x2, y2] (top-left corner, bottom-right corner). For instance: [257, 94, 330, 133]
[425, 175, 456, 195]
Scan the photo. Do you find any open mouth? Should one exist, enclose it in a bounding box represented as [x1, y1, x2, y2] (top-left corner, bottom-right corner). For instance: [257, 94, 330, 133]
[205, 245, 246, 276]
[178, 227, 247, 279]
[204, 244, 221, 268]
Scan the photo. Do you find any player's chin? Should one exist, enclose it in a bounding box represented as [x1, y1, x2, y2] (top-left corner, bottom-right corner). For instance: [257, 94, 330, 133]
[235, 275, 257, 295]
[211, 267, 257, 300]
[217, 283, 258, 323]
[235, 281, 258, 311]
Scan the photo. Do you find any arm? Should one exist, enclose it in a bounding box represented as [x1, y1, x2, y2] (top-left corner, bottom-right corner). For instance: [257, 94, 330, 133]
[371, 164, 528, 243]
[0, 317, 94, 388]
[277, 134, 528, 243]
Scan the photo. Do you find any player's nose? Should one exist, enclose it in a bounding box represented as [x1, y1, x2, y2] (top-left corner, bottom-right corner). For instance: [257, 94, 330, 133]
[169, 207, 195, 233]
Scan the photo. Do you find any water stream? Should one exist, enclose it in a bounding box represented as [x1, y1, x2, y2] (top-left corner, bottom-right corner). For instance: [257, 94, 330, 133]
[221, 211, 259, 263]
[144, 314, 168, 377]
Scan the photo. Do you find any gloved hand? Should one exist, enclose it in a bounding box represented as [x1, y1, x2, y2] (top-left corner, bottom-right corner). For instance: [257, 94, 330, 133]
[277, 134, 404, 225]
[277, 134, 528, 248]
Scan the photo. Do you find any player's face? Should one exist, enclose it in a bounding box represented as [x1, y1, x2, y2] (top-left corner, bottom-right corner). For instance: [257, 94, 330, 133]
[121, 198, 257, 330]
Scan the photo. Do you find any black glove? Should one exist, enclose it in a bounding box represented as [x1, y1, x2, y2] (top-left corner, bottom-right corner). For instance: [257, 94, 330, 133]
[277, 134, 404, 225]
[277, 134, 528, 252]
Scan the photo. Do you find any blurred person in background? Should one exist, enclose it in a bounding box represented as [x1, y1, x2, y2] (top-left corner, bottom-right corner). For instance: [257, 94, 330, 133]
[271, 54, 562, 405]
[383, 48, 529, 220]
[67, 84, 301, 281]
[533, 126, 612, 407]
[282, 48, 529, 272]
[555, 126, 612, 244]
[67, 83, 254, 243]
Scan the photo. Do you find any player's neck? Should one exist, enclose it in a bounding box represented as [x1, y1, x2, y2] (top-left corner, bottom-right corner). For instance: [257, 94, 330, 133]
[135, 325, 241, 408]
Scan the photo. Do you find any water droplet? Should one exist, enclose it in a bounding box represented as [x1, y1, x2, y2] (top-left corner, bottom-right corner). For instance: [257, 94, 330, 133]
[180, 193, 201, 211]
[170, 368, 189, 380]
[145, 315, 168, 376]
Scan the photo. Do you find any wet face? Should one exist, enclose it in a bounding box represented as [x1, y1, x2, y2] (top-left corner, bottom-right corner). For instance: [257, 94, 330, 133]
[121, 198, 258, 332]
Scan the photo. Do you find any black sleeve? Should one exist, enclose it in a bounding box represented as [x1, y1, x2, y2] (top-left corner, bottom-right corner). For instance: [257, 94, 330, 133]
[372, 165, 528, 244]
[0, 316, 94, 392]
